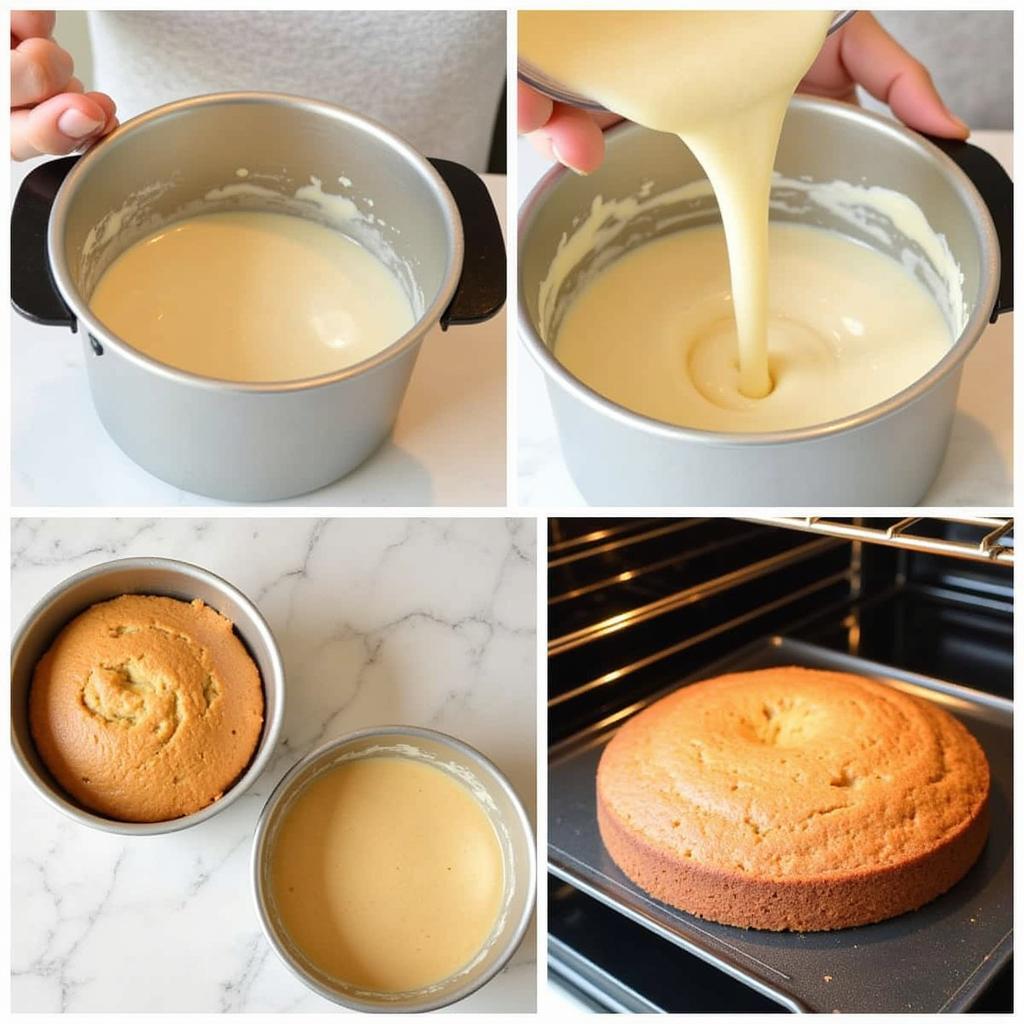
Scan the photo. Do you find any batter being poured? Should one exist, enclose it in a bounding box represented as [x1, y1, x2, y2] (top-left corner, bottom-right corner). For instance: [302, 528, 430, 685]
[520, 11, 954, 421]
[90, 210, 415, 383]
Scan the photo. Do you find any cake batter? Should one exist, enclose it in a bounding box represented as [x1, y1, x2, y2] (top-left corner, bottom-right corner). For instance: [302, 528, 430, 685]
[521, 11, 833, 399]
[555, 221, 951, 432]
[89, 210, 415, 383]
[270, 755, 505, 994]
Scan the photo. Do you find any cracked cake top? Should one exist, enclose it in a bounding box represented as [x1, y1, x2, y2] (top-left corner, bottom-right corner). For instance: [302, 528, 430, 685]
[30, 594, 264, 822]
[597, 667, 989, 880]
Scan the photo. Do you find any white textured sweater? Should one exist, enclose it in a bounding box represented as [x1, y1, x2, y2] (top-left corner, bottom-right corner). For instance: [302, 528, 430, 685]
[86, 10, 506, 171]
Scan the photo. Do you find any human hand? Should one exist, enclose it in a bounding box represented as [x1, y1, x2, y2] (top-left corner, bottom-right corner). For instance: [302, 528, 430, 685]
[517, 80, 619, 175]
[799, 12, 968, 139]
[519, 11, 968, 175]
[11, 10, 118, 160]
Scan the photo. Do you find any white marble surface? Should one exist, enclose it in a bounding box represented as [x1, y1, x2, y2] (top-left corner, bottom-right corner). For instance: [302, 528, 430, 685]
[515, 131, 1013, 509]
[10, 517, 537, 1012]
[11, 172, 507, 508]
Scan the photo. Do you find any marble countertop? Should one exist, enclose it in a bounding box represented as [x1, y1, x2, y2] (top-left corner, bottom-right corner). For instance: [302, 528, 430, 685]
[515, 131, 1013, 508]
[11, 517, 537, 1012]
[10, 170, 506, 509]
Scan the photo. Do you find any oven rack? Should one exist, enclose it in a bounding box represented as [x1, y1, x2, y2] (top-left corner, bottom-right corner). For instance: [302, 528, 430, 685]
[549, 534, 842, 656]
[548, 526, 854, 717]
[742, 516, 1013, 566]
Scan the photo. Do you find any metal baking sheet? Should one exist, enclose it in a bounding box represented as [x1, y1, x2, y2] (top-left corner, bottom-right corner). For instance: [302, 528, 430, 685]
[548, 636, 1013, 1013]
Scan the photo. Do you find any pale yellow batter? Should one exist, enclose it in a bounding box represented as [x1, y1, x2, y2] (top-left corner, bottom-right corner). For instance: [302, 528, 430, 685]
[520, 10, 833, 398]
[90, 211, 415, 383]
[555, 222, 951, 432]
[270, 755, 505, 994]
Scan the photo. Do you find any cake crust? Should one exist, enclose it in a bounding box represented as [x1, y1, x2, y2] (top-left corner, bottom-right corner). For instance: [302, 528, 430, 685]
[30, 594, 265, 822]
[596, 667, 990, 931]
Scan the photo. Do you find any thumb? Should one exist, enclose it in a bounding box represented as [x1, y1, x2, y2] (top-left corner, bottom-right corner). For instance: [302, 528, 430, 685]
[11, 91, 116, 160]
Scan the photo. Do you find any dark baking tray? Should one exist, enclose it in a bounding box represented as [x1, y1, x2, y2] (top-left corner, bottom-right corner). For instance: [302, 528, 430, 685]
[548, 636, 1013, 1013]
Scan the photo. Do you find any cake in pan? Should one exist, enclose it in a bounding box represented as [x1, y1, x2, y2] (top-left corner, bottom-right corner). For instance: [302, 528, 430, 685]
[30, 594, 264, 822]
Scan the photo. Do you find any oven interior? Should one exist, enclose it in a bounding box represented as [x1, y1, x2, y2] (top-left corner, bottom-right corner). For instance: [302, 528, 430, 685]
[547, 516, 1013, 1013]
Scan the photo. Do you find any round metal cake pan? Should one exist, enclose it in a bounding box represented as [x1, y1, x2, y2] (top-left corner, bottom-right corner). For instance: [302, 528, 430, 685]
[10, 556, 285, 835]
[252, 726, 536, 1011]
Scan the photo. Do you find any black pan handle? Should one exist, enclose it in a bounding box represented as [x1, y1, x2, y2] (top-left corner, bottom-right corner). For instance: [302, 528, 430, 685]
[428, 157, 506, 329]
[11, 155, 80, 330]
[925, 135, 1012, 322]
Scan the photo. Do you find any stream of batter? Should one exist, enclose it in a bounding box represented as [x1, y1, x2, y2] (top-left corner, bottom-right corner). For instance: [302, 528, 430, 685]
[520, 11, 954, 424]
[520, 10, 834, 398]
[90, 210, 415, 383]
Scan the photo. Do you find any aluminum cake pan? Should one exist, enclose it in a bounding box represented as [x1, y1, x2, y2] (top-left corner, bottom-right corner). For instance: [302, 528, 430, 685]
[548, 636, 1012, 1013]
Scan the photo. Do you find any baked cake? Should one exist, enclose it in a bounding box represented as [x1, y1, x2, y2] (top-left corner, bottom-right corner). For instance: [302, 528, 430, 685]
[596, 667, 990, 931]
[30, 594, 264, 822]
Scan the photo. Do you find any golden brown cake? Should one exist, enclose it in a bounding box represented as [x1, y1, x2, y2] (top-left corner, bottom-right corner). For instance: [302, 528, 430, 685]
[596, 667, 990, 931]
[30, 594, 264, 822]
